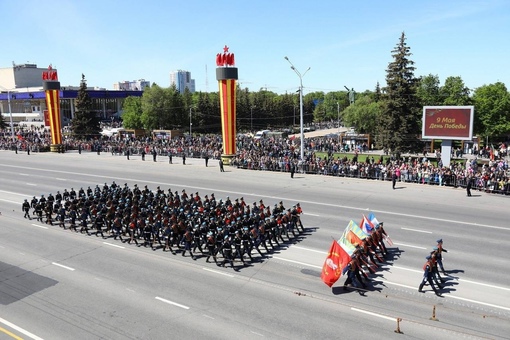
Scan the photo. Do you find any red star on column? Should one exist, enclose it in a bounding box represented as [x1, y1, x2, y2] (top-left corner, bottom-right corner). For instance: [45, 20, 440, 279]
[223, 45, 229, 53]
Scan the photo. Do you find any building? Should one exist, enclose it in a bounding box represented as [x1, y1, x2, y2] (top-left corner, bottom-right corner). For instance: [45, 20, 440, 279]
[170, 70, 195, 94]
[0, 63, 144, 125]
[113, 79, 150, 91]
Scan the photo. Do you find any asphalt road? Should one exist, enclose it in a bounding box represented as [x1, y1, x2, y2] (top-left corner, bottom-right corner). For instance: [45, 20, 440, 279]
[0, 150, 509, 340]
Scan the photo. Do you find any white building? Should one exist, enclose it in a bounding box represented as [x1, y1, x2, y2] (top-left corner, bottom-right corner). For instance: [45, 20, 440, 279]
[113, 79, 150, 91]
[170, 70, 195, 94]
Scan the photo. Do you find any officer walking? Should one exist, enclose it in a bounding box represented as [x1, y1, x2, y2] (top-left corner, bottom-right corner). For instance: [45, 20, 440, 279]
[219, 159, 224, 172]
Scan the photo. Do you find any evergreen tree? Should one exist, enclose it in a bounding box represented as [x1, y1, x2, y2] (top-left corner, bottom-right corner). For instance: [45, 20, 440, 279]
[71, 74, 100, 139]
[376, 32, 422, 156]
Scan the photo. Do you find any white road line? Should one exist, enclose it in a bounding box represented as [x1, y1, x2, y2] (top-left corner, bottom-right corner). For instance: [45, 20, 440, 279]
[401, 227, 432, 234]
[126, 288, 135, 292]
[19, 173, 29, 176]
[202, 314, 215, 319]
[292, 245, 326, 254]
[102, 242, 125, 249]
[0, 316, 44, 340]
[305, 213, 320, 217]
[202, 268, 235, 278]
[250, 330, 265, 337]
[3, 164, 508, 231]
[0, 190, 29, 197]
[55, 178, 67, 181]
[26, 183, 37, 186]
[387, 266, 510, 292]
[271, 256, 322, 269]
[351, 307, 396, 321]
[383, 280, 419, 290]
[447, 295, 510, 312]
[31, 224, 49, 230]
[51, 262, 75, 271]
[0, 198, 20, 204]
[155, 296, 190, 310]
[392, 242, 426, 250]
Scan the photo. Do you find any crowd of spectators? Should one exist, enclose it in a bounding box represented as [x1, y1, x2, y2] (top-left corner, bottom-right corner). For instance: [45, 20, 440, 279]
[1, 125, 509, 195]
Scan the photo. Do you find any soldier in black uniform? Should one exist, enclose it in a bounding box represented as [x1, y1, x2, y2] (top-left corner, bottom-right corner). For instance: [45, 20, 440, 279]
[30, 196, 38, 215]
[22, 199, 31, 219]
[218, 235, 234, 268]
[94, 212, 106, 238]
[205, 232, 218, 264]
[57, 204, 66, 228]
[35, 201, 43, 222]
[79, 208, 91, 235]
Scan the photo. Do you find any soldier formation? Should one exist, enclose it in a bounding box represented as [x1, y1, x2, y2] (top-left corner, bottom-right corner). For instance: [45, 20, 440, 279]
[23, 182, 305, 270]
[342, 223, 390, 295]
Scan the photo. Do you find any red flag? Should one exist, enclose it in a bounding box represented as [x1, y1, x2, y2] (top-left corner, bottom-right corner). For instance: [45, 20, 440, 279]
[321, 240, 351, 287]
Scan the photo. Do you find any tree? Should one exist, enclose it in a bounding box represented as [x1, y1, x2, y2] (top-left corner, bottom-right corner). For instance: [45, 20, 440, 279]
[71, 74, 100, 139]
[341, 94, 382, 134]
[376, 32, 422, 156]
[472, 82, 510, 141]
[416, 74, 441, 106]
[121, 96, 143, 129]
[440, 76, 471, 106]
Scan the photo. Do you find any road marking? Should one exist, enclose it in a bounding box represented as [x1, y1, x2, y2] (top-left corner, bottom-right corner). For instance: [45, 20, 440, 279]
[401, 227, 432, 234]
[292, 245, 326, 254]
[31, 224, 49, 230]
[102, 242, 125, 249]
[126, 288, 135, 293]
[202, 268, 235, 278]
[305, 213, 320, 217]
[19, 173, 29, 176]
[0, 316, 44, 340]
[351, 307, 396, 321]
[0, 198, 20, 204]
[456, 278, 510, 292]
[447, 295, 510, 312]
[55, 178, 67, 181]
[2, 164, 508, 231]
[0, 190, 29, 197]
[384, 280, 419, 290]
[51, 262, 75, 271]
[155, 296, 190, 310]
[202, 314, 215, 319]
[0, 325, 23, 340]
[26, 183, 36, 186]
[250, 330, 265, 337]
[271, 256, 322, 269]
[392, 242, 426, 250]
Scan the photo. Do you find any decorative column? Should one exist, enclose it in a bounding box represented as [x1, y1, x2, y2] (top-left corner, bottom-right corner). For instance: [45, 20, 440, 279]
[216, 45, 238, 164]
[42, 65, 63, 152]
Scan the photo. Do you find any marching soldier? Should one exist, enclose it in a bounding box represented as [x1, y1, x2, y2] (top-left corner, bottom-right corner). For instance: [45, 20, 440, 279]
[22, 199, 31, 219]
[436, 239, 448, 274]
[419, 255, 442, 296]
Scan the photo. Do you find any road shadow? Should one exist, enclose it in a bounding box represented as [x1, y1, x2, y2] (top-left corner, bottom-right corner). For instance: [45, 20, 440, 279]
[0, 261, 58, 305]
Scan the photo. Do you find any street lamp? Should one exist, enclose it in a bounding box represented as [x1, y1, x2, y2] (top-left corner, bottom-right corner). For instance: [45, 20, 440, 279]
[250, 105, 256, 132]
[284, 56, 310, 163]
[189, 106, 195, 137]
[0, 85, 15, 141]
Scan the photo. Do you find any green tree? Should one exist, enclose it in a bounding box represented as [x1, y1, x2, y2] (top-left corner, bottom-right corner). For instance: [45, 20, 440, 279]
[376, 32, 422, 156]
[416, 74, 441, 106]
[440, 76, 472, 106]
[71, 74, 100, 139]
[121, 96, 143, 129]
[472, 82, 510, 140]
[341, 94, 382, 134]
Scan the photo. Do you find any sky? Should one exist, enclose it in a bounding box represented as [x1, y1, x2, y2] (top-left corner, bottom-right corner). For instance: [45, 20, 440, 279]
[2, 0, 509, 95]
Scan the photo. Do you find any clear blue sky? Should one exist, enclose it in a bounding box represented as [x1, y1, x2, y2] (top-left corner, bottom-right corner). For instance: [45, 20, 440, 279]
[3, 0, 509, 95]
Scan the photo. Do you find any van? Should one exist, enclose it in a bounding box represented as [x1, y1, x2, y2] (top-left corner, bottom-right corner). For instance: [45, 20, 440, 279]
[254, 130, 270, 140]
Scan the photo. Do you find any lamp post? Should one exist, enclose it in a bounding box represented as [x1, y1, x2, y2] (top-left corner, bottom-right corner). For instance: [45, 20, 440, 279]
[250, 105, 256, 132]
[189, 106, 194, 137]
[284, 56, 310, 163]
[0, 85, 15, 142]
